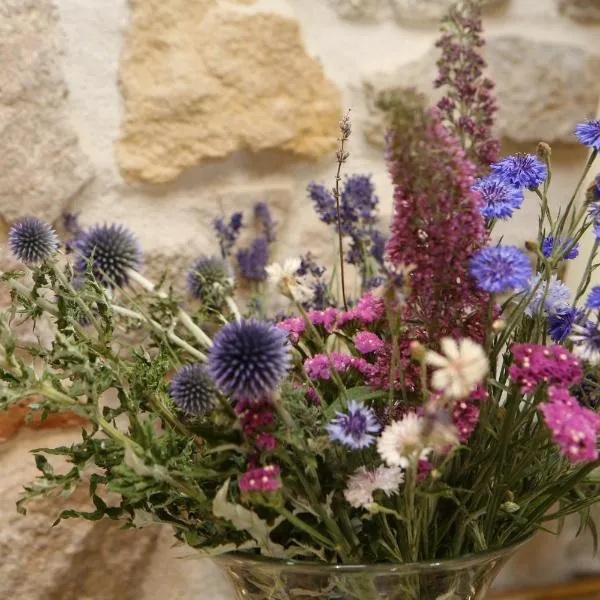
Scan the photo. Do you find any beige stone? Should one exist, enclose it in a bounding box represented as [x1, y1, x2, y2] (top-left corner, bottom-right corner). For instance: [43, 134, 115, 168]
[558, 0, 600, 21]
[117, 0, 342, 183]
[0, 0, 93, 224]
[326, 0, 387, 20]
[363, 36, 600, 147]
[390, 0, 506, 23]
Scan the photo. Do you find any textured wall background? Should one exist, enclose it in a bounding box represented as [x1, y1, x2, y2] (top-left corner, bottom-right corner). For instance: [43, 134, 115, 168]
[1, 0, 600, 597]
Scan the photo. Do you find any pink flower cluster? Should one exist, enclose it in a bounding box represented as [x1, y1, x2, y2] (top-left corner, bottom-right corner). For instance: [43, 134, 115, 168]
[235, 397, 277, 451]
[277, 317, 305, 343]
[304, 352, 375, 381]
[239, 465, 281, 493]
[540, 387, 600, 463]
[337, 293, 385, 327]
[452, 399, 480, 443]
[365, 341, 418, 392]
[308, 307, 338, 332]
[509, 344, 583, 394]
[354, 331, 385, 354]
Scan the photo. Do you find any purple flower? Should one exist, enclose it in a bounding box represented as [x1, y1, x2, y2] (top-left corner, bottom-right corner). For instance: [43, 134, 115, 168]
[307, 182, 336, 224]
[491, 154, 547, 189]
[468, 245, 532, 293]
[541, 236, 579, 260]
[370, 230, 387, 264]
[239, 465, 281, 493]
[586, 286, 600, 309]
[187, 255, 232, 301]
[208, 319, 291, 398]
[169, 363, 216, 415]
[342, 175, 378, 226]
[73, 223, 142, 288]
[522, 274, 571, 317]
[236, 238, 268, 281]
[254, 202, 276, 243]
[472, 176, 524, 220]
[548, 307, 585, 343]
[213, 212, 243, 258]
[571, 321, 600, 365]
[8, 217, 59, 264]
[575, 120, 600, 151]
[326, 401, 380, 449]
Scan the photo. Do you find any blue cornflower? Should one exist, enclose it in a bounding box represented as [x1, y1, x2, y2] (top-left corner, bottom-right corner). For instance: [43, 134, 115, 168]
[326, 401, 380, 449]
[491, 154, 547, 189]
[8, 217, 59, 264]
[169, 363, 216, 415]
[575, 120, 600, 151]
[254, 202, 276, 243]
[236, 238, 268, 281]
[468, 245, 532, 293]
[213, 212, 243, 258]
[571, 321, 600, 365]
[307, 182, 337, 224]
[586, 286, 600, 309]
[547, 306, 585, 343]
[187, 255, 233, 302]
[520, 274, 571, 317]
[588, 202, 600, 221]
[208, 319, 291, 398]
[73, 223, 141, 288]
[541, 235, 579, 260]
[594, 220, 600, 241]
[472, 176, 524, 220]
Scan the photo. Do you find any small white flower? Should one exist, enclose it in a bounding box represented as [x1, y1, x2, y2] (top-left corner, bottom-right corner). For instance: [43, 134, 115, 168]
[425, 337, 488, 399]
[377, 413, 428, 468]
[344, 466, 404, 508]
[265, 258, 313, 303]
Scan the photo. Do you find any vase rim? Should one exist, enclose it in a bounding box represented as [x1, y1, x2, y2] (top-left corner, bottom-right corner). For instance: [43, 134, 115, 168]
[211, 534, 531, 574]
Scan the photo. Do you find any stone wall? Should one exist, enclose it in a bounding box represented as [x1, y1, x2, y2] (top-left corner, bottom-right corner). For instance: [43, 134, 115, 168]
[2, 0, 600, 598]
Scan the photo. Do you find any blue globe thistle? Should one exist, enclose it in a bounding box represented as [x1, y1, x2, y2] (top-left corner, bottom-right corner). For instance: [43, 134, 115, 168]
[74, 223, 142, 288]
[490, 154, 547, 189]
[8, 218, 59, 264]
[168, 363, 216, 415]
[187, 255, 233, 303]
[586, 286, 600, 309]
[468, 245, 532, 293]
[472, 176, 524, 220]
[541, 235, 579, 260]
[575, 120, 600, 151]
[326, 400, 380, 450]
[547, 306, 585, 343]
[207, 319, 291, 398]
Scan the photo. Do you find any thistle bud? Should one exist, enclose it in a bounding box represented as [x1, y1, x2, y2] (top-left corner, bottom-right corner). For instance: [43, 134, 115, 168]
[536, 142, 552, 161]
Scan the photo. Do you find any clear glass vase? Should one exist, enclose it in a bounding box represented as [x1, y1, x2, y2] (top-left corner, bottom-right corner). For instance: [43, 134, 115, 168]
[214, 540, 527, 600]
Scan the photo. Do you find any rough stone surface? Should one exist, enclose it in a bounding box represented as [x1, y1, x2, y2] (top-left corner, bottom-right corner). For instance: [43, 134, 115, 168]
[0, 0, 93, 224]
[558, 0, 600, 21]
[117, 0, 342, 183]
[390, 0, 506, 23]
[326, 0, 386, 20]
[363, 36, 600, 147]
[0, 429, 235, 600]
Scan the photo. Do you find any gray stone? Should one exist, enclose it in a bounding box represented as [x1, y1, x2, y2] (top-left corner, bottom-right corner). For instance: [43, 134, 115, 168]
[390, 0, 506, 24]
[0, 0, 94, 223]
[363, 36, 600, 147]
[558, 0, 600, 21]
[326, 0, 386, 20]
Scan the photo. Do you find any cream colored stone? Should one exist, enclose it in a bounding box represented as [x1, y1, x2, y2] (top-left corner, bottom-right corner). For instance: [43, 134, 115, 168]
[117, 0, 341, 183]
[363, 36, 600, 147]
[0, 0, 93, 224]
[326, 0, 387, 20]
[390, 0, 506, 23]
[558, 0, 600, 21]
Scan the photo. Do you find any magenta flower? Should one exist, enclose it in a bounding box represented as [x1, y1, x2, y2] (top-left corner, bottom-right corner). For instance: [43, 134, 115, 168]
[277, 317, 306, 344]
[304, 352, 374, 381]
[354, 331, 385, 354]
[337, 292, 385, 327]
[239, 465, 281, 493]
[308, 307, 338, 332]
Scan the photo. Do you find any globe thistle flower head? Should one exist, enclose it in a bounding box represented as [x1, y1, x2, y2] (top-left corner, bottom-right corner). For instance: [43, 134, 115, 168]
[208, 319, 291, 398]
[468, 245, 532, 293]
[472, 176, 523, 220]
[575, 120, 600, 151]
[168, 363, 216, 415]
[541, 236, 579, 261]
[74, 223, 142, 288]
[8, 217, 59, 264]
[186, 255, 233, 304]
[491, 153, 547, 189]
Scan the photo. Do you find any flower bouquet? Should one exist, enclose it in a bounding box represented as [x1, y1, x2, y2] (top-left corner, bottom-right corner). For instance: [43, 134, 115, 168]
[3, 3, 600, 599]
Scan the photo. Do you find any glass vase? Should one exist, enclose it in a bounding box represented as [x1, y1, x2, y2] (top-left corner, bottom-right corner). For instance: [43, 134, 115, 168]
[214, 540, 527, 600]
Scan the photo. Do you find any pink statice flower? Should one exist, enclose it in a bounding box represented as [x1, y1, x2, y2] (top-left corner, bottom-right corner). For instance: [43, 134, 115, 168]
[417, 458, 434, 482]
[366, 341, 418, 392]
[235, 397, 275, 450]
[539, 387, 600, 463]
[452, 399, 480, 443]
[337, 292, 385, 327]
[277, 317, 306, 343]
[239, 465, 281, 493]
[308, 307, 338, 332]
[344, 466, 404, 508]
[255, 432, 277, 451]
[304, 353, 374, 381]
[354, 331, 385, 354]
[509, 344, 583, 394]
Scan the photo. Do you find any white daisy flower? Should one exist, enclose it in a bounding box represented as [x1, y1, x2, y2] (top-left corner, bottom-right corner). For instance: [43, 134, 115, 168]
[344, 466, 404, 508]
[425, 337, 488, 399]
[377, 413, 429, 468]
[265, 258, 313, 303]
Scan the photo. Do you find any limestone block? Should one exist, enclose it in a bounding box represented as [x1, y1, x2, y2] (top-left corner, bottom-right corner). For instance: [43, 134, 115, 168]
[363, 36, 600, 147]
[389, 0, 506, 24]
[0, 0, 93, 224]
[558, 0, 600, 21]
[117, 0, 341, 183]
[326, 0, 387, 20]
